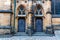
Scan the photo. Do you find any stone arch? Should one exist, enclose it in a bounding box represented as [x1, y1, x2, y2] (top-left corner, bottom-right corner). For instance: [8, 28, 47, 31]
[34, 4, 45, 32]
[16, 4, 26, 16]
[35, 4, 44, 15]
[17, 4, 26, 11]
[15, 3, 44, 32]
[15, 4, 27, 32]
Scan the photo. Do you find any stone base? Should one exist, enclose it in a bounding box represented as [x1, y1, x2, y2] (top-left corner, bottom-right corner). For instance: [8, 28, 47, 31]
[46, 26, 54, 34]
[0, 26, 12, 34]
[0, 29, 10, 34]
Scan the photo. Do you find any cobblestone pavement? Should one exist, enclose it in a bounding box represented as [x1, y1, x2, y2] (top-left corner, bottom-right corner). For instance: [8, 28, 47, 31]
[0, 30, 60, 40]
[0, 36, 57, 40]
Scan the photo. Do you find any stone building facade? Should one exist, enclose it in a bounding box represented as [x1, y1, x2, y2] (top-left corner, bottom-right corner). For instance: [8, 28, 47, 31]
[0, 0, 60, 35]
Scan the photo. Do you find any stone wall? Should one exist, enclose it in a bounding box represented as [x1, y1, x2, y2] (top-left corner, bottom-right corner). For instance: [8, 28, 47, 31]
[0, 0, 11, 10]
[0, 0, 12, 34]
[0, 13, 11, 34]
[0, 13, 10, 26]
[42, 1, 51, 30]
[52, 18, 60, 30]
[52, 18, 60, 25]
[0, 0, 60, 34]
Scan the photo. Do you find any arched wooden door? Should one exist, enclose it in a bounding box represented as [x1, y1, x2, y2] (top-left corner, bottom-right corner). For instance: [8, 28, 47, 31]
[35, 18, 43, 32]
[18, 17, 25, 32]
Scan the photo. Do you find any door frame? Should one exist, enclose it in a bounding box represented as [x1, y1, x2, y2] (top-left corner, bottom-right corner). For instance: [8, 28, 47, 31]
[34, 17, 43, 32]
[18, 17, 26, 32]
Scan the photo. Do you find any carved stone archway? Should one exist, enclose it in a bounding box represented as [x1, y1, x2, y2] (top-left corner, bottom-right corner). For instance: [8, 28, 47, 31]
[15, 3, 45, 32]
[15, 4, 27, 32]
[33, 4, 45, 32]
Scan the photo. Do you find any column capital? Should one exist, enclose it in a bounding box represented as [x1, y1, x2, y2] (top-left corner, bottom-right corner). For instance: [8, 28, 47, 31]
[46, 11, 52, 14]
[45, 0, 51, 1]
[28, 12, 34, 14]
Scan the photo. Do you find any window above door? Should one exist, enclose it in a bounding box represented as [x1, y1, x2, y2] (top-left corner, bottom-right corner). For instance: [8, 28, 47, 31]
[34, 4, 43, 17]
[18, 5, 26, 16]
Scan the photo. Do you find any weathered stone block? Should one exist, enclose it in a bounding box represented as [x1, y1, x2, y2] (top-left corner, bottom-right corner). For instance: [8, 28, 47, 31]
[0, 13, 10, 26]
[46, 26, 54, 34]
[0, 29, 10, 34]
[0, 0, 11, 10]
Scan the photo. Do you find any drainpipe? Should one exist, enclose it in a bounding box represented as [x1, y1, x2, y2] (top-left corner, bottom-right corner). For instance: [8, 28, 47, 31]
[10, 0, 12, 26]
[13, 0, 16, 33]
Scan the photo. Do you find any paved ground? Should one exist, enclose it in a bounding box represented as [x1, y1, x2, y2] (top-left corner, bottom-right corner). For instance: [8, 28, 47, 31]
[0, 36, 57, 40]
[0, 30, 60, 40]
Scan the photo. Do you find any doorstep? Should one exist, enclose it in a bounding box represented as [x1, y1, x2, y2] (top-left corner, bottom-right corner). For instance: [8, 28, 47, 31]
[14, 32, 55, 36]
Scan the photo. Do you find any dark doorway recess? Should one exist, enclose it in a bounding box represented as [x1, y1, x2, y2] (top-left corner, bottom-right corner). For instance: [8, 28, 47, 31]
[35, 17, 43, 32]
[18, 17, 26, 32]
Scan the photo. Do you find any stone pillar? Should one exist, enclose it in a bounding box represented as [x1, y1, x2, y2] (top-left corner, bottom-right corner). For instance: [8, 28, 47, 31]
[26, 12, 34, 36]
[46, 12, 52, 27]
[46, 12, 54, 34]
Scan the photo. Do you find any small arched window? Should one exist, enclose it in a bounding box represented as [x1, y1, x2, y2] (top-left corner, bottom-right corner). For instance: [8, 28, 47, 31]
[35, 4, 42, 15]
[18, 5, 26, 15]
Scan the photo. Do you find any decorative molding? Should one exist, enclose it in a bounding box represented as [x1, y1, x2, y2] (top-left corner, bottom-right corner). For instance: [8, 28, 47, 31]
[28, 12, 33, 14]
[52, 24, 60, 30]
[0, 26, 12, 29]
[0, 10, 12, 13]
[52, 24, 60, 26]
[52, 15, 60, 18]
[46, 11, 52, 14]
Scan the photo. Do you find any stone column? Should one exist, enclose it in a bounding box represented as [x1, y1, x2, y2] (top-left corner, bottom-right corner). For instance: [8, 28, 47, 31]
[46, 12, 54, 34]
[46, 12, 52, 27]
[28, 13, 32, 28]
[26, 12, 34, 35]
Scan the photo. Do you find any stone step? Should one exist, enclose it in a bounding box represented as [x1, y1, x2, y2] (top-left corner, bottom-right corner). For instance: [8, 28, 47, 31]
[54, 30, 60, 40]
[32, 32, 54, 36]
[14, 32, 28, 36]
[14, 32, 54, 36]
